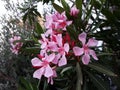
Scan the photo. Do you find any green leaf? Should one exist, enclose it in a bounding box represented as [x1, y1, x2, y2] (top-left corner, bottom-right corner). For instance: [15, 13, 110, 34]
[61, 0, 70, 12]
[76, 62, 83, 90]
[75, 0, 82, 17]
[52, 3, 64, 13]
[60, 66, 73, 75]
[23, 13, 28, 23]
[86, 71, 110, 90]
[88, 63, 117, 76]
[66, 25, 78, 40]
[19, 77, 34, 90]
[35, 22, 44, 34]
[85, 0, 94, 21]
[43, 79, 48, 90]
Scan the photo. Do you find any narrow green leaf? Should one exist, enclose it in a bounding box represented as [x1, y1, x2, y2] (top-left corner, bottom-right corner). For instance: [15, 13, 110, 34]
[85, 0, 93, 21]
[61, 0, 70, 12]
[43, 79, 48, 90]
[23, 13, 28, 23]
[67, 26, 78, 40]
[60, 66, 73, 75]
[88, 63, 117, 76]
[76, 62, 82, 90]
[75, 0, 82, 17]
[19, 77, 34, 90]
[52, 3, 64, 13]
[35, 22, 44, 34]
[86, 71, 110, 90]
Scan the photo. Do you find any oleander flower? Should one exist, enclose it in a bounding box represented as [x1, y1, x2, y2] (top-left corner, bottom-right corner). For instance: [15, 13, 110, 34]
[45, 12, 72, 33]
[70, 6, 79, 17]
[54, 34, 69, 66]
[73, 32, 98, 64]
[31, 53, 55, 79]
[9, 36, 23, 55]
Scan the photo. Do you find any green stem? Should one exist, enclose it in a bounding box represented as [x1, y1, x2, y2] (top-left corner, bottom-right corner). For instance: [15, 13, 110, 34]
[37, 79, 41, 90]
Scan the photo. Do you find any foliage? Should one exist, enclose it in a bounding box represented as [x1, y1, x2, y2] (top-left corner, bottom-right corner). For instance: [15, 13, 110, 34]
[1, 0, 120, 90]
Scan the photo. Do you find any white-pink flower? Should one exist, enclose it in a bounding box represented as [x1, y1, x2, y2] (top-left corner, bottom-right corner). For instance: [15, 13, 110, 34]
[55, 34, 69, 66]
[47, 70, 57, 85]
[70, 6, 79, 17]
[9, 36, 23, 55]
[31, 53, 55, 79]
[39, 34, 58, 53]
[73, 32, 98, 65]
[45, 12, 72, 31]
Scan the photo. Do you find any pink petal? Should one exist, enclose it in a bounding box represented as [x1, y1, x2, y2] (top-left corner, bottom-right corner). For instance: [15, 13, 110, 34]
[82, 54, 90, 65]
[33, 67, 44, 79]
[44, 65, 53, 78]
[31, 57, 42, 67]
[78, 32, 87, 45]
[89, 49, 98, 60]
[40, 50, 46, 56]
[45, 29, 53, 37]
[73, 46, 84, 56]
[70, 6, 79, 17]
[48, 42, 58, 52]
[47, 77, 54, 85]
[66, 21, 72, 26]
[52, 54, 61, 64]
[87, 38, 98, 47]
[58, 55, 67, 66]
[56, 34, 62, 47]
[41, 42, 47, 49]
[64, 43, 69, 53]
[47, 53, 55, 62]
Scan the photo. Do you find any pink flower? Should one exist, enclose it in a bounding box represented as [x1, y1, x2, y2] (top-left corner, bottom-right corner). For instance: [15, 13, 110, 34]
[47, 70, 57, 85]
[31, 53, 55, 79]
[39, 34, 58, 53]
[70, 6, 79, 17]
[45, 12, 72, 31]
[55, 34, 69, 66]
[73, 32, 98, 64]
[9, 36, 23, 55]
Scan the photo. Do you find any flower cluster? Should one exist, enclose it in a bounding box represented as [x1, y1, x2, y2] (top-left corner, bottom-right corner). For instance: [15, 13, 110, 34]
[31, 9, 98, 84]
[9, 36, 23, 55]
[9, 6, 98, 85]
[31, 12, 72, 84]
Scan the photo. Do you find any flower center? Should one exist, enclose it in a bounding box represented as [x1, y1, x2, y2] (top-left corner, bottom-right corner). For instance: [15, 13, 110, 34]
[58, 47, 64, 54]
[43, 60, 49, 67]
[83, 45, 89, 53]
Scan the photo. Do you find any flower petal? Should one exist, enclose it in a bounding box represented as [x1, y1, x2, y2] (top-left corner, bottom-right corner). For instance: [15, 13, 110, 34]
[82, 54, 90, 65]
[89, 49, 98, 60]
[41, 42, 47, 49]
[52, 54, 61, 64]
[64, 43, 69, 53]
[73, 46, 84, 56]
[87, 38, 98, 47]
[48, 42, 58, 52]
[47, 53, 55, 62]
[31, 57, 42, 67]
[78, 32, 87, 45]
[33, 68, 44, 79]
[44, 65, 53, 78]
[58, 55, 67, 66]
[56, 34, 62, 47]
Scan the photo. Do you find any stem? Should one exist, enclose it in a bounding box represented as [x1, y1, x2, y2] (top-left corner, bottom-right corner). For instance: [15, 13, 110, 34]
[37, 79, 41, 90]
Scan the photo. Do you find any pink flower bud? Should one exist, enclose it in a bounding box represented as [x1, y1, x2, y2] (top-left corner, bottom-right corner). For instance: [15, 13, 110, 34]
[70, 6, 79, 17]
